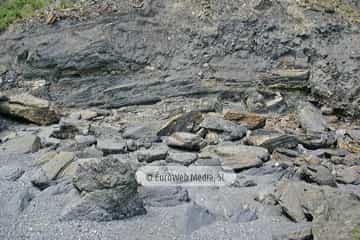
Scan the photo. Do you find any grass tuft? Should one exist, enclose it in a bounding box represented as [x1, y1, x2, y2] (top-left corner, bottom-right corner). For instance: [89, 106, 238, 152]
[0, 0, 50, 30]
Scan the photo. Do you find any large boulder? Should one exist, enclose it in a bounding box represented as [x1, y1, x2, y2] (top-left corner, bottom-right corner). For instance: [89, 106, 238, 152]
[0, 94, 59, 125]
[61, 157, 146, 221]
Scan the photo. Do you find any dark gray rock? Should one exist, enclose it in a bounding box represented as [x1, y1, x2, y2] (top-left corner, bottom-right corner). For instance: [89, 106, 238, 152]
[258, 69, 310, 90]
[297, 131, 336, 149]
[275, 180, 360, 224]
[157, 111, 204, 137]
[200, 115, 247, 141]
[51, 118, 90, 139]
[247, 129, 298, 153]
[0, 94, 8, 102]
[62, 157, 146, 221]
[299, 165, 337, 187]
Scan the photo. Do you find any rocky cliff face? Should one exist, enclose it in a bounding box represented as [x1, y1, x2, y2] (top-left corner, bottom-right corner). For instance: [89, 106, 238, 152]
[0, 1, 360, 240]
[0, 0, 359, 115]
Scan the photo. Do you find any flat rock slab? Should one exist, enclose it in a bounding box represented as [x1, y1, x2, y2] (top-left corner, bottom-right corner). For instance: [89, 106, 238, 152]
[247, 129, 298, 153]
[200, 115, 247, 141]
[223, 110, 266, 130]
[212, 144, 270, 172]
[0, 94, 59, 125]
[1, 135, 41, 154]
[97, 138, 127, 155]
[39, 152, 76, 180]
[166, 151, 198, 166]
[31, 151, 76, 189]
[166, 132, 203, 151]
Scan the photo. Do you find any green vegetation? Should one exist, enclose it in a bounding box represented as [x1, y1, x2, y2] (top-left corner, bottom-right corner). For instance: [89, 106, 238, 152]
[353, 226, 360, 240]
[0, 0, 49, 30]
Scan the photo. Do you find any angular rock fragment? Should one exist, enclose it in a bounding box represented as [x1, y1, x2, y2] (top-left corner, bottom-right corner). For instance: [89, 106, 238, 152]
[157, 111, 203, 136]
[247, 129, 298, 153]
[297, 131, 336, 149]
[297, 102, 328, 132]
[223, 109, 266, 130]
[0, 94, 59, 125]
[166, 132, 204, 151]
[61, 157, 146, 221]
[200, 115, 247, 141]
[299, 165, 337, 187]
[337, 134, 360, 154]
[31, 152, 76, 188]
[275, 181, 360, 224]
